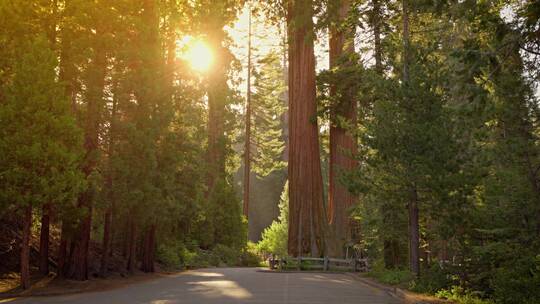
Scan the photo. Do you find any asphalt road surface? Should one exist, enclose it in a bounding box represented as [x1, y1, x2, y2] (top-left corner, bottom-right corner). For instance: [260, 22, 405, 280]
[13, 268, 400, 304]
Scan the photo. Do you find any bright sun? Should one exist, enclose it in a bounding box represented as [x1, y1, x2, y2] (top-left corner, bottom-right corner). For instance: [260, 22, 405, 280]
[181, 38, 213, 72]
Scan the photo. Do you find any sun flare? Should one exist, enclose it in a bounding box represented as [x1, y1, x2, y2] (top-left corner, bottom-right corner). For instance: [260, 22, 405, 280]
[181, 38, 213, 72]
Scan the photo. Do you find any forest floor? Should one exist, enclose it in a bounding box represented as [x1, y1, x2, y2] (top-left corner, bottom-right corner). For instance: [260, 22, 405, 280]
[0, 270, 168, 299]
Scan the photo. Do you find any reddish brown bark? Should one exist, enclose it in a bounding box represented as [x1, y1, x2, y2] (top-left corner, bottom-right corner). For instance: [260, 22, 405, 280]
[122, 218, 129, 258]
[206, 34, 228, 193]
[100, 207, 112, 277]
[68, 196, 92, 280]
[327, 0, 357, 258]
[243, 9, 253, 219]
[127, 218, 137, 273]
[39, 204, 51, 275]
[100, 77, 118, 277]
[140, 224, 156, 273]
[286, 0, 325, 257]
[57, 222, 69, 278]
[67, 22, 107, 280]
[20, 205, 32, 289]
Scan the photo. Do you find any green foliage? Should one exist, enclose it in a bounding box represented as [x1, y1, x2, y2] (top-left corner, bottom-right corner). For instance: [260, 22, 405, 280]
[156, 240, 261, 269]
[344, 1, 540, 303]
[156, 240, 186, 270]
[256, 181, 288, 256]
[250, 51, 287, 177]
[409, 264, 456, 294]
[490, 255, 540, 304]
[368, 261, 414, 286]
[436, 286, 493, 304]
[195, 178, 247, 250]
[0, 36, 84, 213]
[240, 242, 262, 267]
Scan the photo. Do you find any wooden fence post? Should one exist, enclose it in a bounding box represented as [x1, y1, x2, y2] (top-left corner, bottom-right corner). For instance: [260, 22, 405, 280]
[324, 256, 329, 271]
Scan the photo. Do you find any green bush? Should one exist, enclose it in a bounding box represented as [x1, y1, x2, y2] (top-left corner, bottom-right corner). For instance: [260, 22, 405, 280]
[436, 286, 493, 304]
[212, 244, 240, 266]
[256, 181, 288, 256]
[368, 261, 414, 286]
[240, 242, 262, 267]
[410, 263, 456, 294]
[156, 240, 187, 269]
[490, 254, 540, 304]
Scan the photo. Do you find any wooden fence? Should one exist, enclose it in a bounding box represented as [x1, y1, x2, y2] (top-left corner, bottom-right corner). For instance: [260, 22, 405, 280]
[268, 256, 369, 272]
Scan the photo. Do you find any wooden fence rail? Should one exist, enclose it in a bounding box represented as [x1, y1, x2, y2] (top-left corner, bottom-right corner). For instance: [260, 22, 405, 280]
[268, 256, 369, 272]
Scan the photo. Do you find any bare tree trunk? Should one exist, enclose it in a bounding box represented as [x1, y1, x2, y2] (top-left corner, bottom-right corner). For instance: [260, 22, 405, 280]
[286, 0, 325, 257]
[140, 224, 156, 273]
[39, 204, 51, 275]
[122, 218, 129, 258]
[127, 218, 137, 274]
[57, 221, 69, 278]
[68, 193, 92, 280]
[372, 0, 383, 74]
[68, 24, 107, 280]
[206, 35, 228, 193]
[327, 0, 357, 258]
[408, 187, 420, 277]
[100, 76, 118, 277]
[21, 205, 32, 289]
[401, 0, 420, 277]
[100, 207, 112, 277]
[243, 8, 252, 219]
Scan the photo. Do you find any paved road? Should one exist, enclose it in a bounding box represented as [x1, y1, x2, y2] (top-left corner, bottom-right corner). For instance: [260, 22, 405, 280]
[14, 268, 400, 304]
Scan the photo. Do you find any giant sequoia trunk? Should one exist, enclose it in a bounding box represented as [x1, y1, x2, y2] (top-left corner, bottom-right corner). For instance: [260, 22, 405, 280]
[286, 0, 325, 257]
[206, 35, 228, 193]
[327, 0, 357, 258]
[39, 204, 51, 275]
[68, 31, 107, 280]
[20, 205, 32, 289]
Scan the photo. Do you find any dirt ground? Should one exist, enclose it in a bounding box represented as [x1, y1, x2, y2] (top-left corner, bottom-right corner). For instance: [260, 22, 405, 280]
[0, 270, 173, 299]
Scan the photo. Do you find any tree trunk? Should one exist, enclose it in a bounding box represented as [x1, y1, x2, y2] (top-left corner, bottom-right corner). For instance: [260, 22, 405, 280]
[100, 75, 118, 277]
[140, 224, 156, 273]
[327, 0, 357, 258]
[39, 204, 51, 275]
[408, 187, 420, 277]
[127, 218, 137, 273]
[68, 194, 92, 280]
[57, 221, 69, 278]
[68, 25, 107, 280]
[372, 0, 383, 74]
[206, 34, 228, 193]
[100, 206, 112, 277]
[401, 0, 419, 277]
[122, 218, 129, 258]
[20, 205, 32, 289]
[243, 8, 252, 219]
[286, 0, 325, 257]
